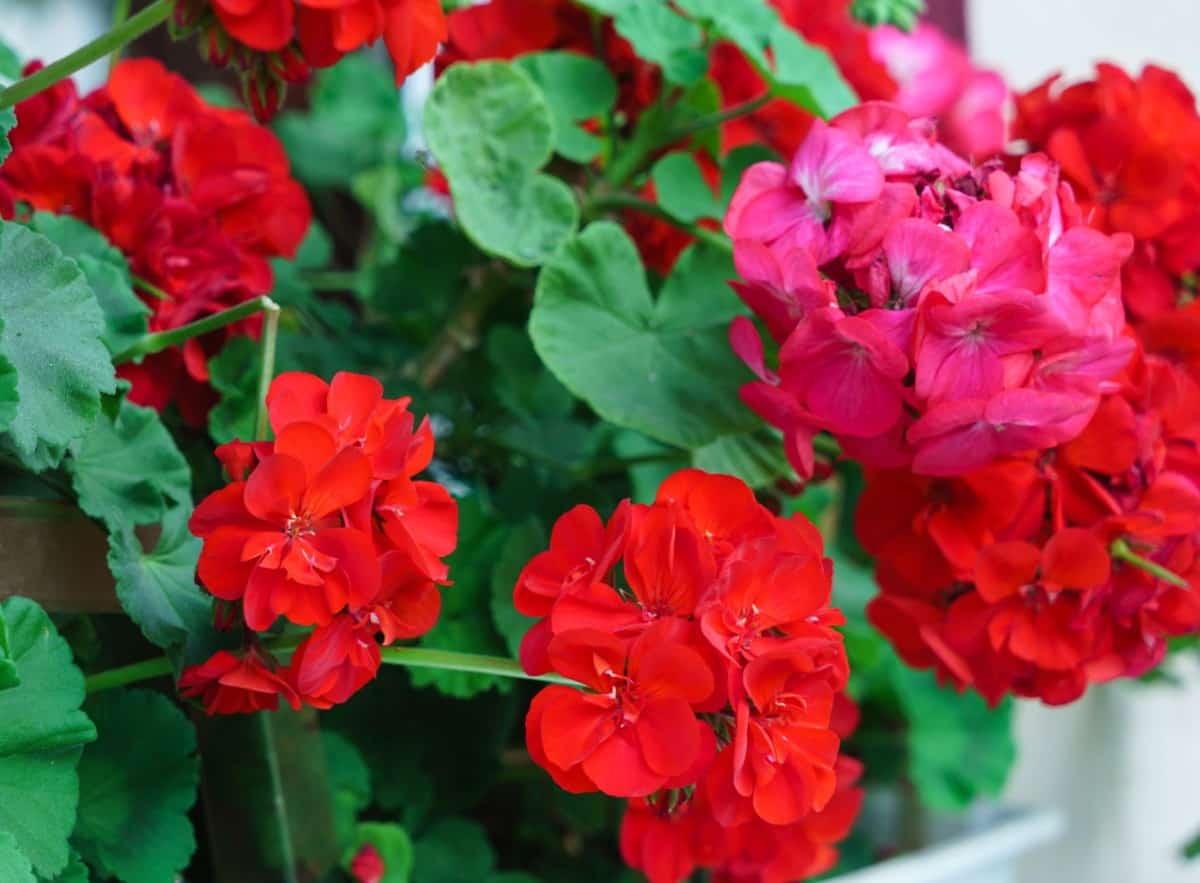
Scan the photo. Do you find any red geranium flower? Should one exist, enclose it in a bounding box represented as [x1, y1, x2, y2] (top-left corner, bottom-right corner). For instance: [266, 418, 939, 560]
[179, 649, 300, 714]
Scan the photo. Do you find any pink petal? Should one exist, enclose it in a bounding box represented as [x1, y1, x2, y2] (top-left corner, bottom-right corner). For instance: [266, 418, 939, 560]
[883, 218, 971, 305]
[789, 119, 884, 206]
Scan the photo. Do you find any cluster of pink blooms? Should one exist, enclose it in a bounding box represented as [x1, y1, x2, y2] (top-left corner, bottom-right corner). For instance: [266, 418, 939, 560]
[516, 470, 862, 883]
[725, 101, 1135, 480]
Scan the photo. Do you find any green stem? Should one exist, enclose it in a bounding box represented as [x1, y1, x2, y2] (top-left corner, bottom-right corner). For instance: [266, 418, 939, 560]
[85, 655, 173, 693]
[586, 192, 731, 253]
[378, 647, 574, 686]
[1111, 538, 1190, 589]
[302, 270, 362, 293]
[85, 644, 573, 695]
[604, 93, 772, 187]
[108, 0, 133, 70]
[0, 0, 173, 110]
[254, 301, 282, 441]
[405, 275, 507, 389]
[113, 295, 279, 364]
[132, 275, 171, 302]
[812, 433, 842, 460]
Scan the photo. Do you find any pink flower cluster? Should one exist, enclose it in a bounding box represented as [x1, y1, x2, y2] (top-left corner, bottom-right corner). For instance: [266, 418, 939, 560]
[725, 102, 1136, 478]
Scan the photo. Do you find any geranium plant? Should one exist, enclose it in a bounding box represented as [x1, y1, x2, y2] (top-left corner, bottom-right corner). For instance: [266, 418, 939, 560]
[0, 0, 1196, 881]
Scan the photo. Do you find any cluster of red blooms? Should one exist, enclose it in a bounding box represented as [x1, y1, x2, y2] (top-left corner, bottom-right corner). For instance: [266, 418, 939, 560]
[725, 100, 1135, 480]
[435, 0, 894, 276]
[515, 470, 862, 883]
[0, 59, 310, 425]
[178, 371, 458, 713]
[858, 342, 1200, 705]
[1014, 64, 1200, 326]
[172, 0, 446, 119]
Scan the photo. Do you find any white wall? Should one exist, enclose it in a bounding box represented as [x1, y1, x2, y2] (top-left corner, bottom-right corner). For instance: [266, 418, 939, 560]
[970, 0, 1200, 91]
[0, 0, 109, 92]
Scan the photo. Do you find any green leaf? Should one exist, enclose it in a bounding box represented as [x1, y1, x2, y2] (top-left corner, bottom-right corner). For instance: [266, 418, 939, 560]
[892, 666, 1016, 811]
[207, 336, 260, 445]
[489, 518, 546, 657]
[0, 831, 33, 883]
[651, 153, 721, 223]
[0, 320, 16, 434]
[607, 3, 708, 85]
[0, 222, 116, 470]
[674, 0, 778, 69]
[73, 689, 199, 883]
[27, 214, 149, 356]
[68, 395, 191, 531]
[851, 0, 924, 29]
[45, 852, 89, 883]
[515, 52, 617, 163]
[0, 603, 19, 692]
[106, 506, 211, 652]
[0, 108, 15, 169]
[351, 824, 414, 883]
[325, 731, 372, 854]
[692, 429, 788, 488]
[274, 54, 407, 189]
[424, 62, 578, 267]
[720, 143, 780, 207]
[768, 22, 858, 117]
[0, 37, 20, 81]
[0, 597, 96, 879]
[531, 223, 754, 449]
[486, 326, 574, 421]
[412, 818, 495, 883]
[1184, 828, 1200, 860]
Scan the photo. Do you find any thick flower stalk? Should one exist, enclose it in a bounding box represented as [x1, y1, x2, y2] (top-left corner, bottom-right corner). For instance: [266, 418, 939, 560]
[0, 58, 310, 425]
[179, 371, 458, 713]
[725, 101, 1135, 479]
[516, 470, 862, 882]
[171, 0, 447, 119]
[858, 343, 1200, 705]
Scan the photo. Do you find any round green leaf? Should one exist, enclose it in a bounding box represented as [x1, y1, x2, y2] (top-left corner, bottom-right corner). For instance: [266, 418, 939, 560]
[325, 731, 371, 853]
[68, 394, 192, 532]
[424, 62, 578, 267]
[530, 222, 755, 448]
[106, 506, 211, 652]
[768, 22, 857, 117]
[413, 818, 495, 883]
[0, 221, 116, 471]
[488, 519, 546, 657]
[0, 321, 17, 434]
[0, 831, 34, 883]
[650, 152, 721, 223]
[691, 429, 789, 489]
[0, 597, 96, 879]
[514, 53, 617, 163]
[607, 2, 708, 85]
[0, 108, 14, 168]
[72, 689, 199, 883]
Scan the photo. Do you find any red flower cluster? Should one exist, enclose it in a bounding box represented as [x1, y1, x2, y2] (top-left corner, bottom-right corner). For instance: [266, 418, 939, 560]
[0, 59, 310, 425]
[516, 470, 861, 882]
[868, 22, 1009, 160]
[859, 344, 1200, 705]
[726, 101, 1134, 479]
[1014, 64, 1200, 324]
[172, 0, 447, 119]
[179, 371, 457, 713]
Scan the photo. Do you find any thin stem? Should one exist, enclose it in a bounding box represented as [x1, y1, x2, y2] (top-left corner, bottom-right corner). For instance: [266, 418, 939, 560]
[586, 193, 732, 253]
[113, 295, 279, 364]
[108, 0, 133, 70]
[302, 270, 362, 292]
[84, 643, 574, 695]
[0, 0, 173, 110]
[406, 274, 507, 389]
[132, 275, 171, 302]
[379, 647, 575, 686]
[254, 301, 281, 441]
[85, 655, 173, 693]
[603, 92, 771, 187]
[812, 433, 842, 460]
[1111, 538, 1190, 589]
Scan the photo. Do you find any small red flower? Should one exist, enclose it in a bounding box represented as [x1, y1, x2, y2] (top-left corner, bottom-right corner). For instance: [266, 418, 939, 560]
[179, 649, 300, 714]
[350, 843, 385, 883]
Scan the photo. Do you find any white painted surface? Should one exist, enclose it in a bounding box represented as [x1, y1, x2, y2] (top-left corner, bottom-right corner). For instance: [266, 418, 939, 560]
[970, 0, 1200, 91]
[1004, 660, 1200, 883]
[832, 807, 1065, 883]
[0, 0, 110, 92]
